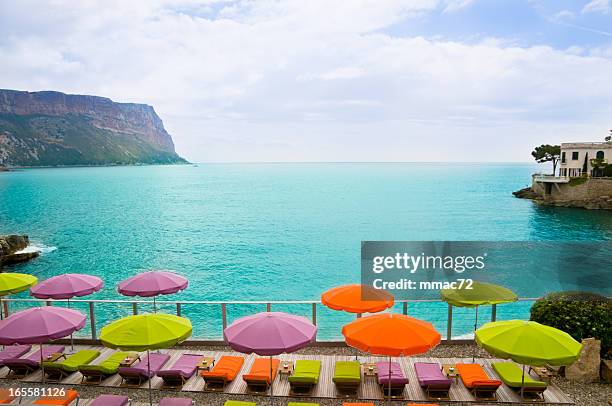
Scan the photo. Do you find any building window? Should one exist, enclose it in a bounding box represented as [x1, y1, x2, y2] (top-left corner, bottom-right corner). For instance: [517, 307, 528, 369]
[596, 150, 605, 160]
[561, 152, 566, 163]
[572, 151, 579, 160]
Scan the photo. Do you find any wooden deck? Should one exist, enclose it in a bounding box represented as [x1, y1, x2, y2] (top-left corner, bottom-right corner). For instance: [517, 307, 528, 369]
[1, 345, 574, 405]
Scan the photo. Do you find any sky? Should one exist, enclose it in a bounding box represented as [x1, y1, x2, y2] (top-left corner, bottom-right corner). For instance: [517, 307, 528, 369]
[1, 0, 611, 162]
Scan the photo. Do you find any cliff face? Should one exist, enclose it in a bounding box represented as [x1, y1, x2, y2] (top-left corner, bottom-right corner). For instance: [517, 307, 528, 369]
[0, 89, 186, 166]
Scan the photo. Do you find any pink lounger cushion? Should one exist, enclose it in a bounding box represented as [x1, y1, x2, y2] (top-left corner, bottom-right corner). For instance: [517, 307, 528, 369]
[159, 398, 193, 406]
[157, 354, 202, 379]
[118, 352, 170, 379]
[91, 394, 129, 406]
[3, 345, 65, 369]
[0, 345, 31, 365]
[414, 362, 452, 387]
[376, 362, 408, 385]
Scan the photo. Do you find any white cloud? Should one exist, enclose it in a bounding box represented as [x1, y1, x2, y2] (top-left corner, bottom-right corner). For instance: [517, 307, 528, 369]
[551, 9, 574, 21]
[1, 0, 611, 162]
[582, 0, 611, 14]
[443, 0, 475, 13]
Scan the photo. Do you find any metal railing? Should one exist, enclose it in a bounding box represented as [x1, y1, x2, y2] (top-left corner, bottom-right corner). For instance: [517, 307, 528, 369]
[0, 297, 539, 344]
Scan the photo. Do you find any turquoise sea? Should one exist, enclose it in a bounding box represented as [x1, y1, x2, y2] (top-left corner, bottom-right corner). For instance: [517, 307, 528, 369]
[1, 164, 611, 339]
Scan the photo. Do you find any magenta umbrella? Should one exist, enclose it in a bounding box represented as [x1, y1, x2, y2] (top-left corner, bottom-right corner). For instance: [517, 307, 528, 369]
[224, 312, 317, 405]
[0, 307, 86, 383]
[30, 273, 103, 351]
[118, 270, 188, 313]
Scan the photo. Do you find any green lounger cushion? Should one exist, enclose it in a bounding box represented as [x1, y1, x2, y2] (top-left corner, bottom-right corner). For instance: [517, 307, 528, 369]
[43, 350, 100, 372]
[288, 403, 320, 406]
[333, 361, 361, 383]
[288, 360, 321, 384]
[223, 401, 256, 406]
[492, 362, 547, 388]
[79, 352, 137, 375]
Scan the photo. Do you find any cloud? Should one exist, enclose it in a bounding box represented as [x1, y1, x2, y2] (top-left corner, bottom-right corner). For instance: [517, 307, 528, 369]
[443, 0, 475, 13]
[0, 0, 611, 162]
[582, 0, 611, 14]
[551, 9, 574, 21]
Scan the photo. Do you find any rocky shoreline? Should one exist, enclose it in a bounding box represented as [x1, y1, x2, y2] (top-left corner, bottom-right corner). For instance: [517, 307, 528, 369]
[513, 186, 612, 210]
[0, 235, 39, 267]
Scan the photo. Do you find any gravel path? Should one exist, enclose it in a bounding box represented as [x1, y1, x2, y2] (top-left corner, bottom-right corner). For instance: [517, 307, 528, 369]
[1, 343, 609, 405]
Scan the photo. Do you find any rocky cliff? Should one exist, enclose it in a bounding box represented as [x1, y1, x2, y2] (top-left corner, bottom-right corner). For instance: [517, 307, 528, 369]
[0, 89, 186, 166]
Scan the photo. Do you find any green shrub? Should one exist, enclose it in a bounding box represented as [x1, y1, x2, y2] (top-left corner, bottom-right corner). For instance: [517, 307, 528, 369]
[568, 176, 588, 186]
[604, 164, 612, 177]
[530, 291, 612, 358]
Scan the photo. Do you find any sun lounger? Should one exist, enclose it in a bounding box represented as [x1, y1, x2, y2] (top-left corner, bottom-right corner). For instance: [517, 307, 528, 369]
[492, 362, 548, 401]
[79, 352, 139, 384]
[376, 361, 408, 398]
[159, 398, 194, 406]
[3, 345, 65, 378]
[91, 394, 130, 406]
[118, 352, 170, 387]
[407, 404, 439, 406]
[157, 353, 203, 389]
[0, 345, 31, 366]
[201, 355, 244, 391]
[456, 363, 502, 400]
[32, 389, 79, 405]
[341, 403, 374, 406]
[42, 349, 100, 381]
[414, 362, 452, 400]
[242, 357, 280, 393]
[288, 403, 320, 406]
[288, 360, 321, 395]
[223, 402, 256, 406]
[333, 361, 361, 397]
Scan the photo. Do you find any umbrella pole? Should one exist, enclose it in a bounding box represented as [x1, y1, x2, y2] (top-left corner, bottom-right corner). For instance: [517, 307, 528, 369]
[40, 343, 45, 384]
[68, 298, 74, 352]
[269, 355, 274, 406]
[521, 364, 525, 400]
[387, 356, 392, 406]
[147, 349, 153, 406]
[153, 297, 157, 313]
[472, 305, 479, 363]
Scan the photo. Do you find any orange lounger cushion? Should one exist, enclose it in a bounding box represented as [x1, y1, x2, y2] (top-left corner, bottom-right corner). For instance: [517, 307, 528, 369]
[243, 358, 280, 383]
[456, 364, 502, 389]
[201, 356, 245, 382]
[33, 390, 79, 405]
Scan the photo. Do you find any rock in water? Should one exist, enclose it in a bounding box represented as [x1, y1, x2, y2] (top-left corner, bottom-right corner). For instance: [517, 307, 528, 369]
[0, 89, 187, 166]
[566, 338, 601, 383]
[0, 235, 39, 266]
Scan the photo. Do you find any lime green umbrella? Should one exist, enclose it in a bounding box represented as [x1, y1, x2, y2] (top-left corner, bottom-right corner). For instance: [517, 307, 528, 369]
[441, 281, 517, 360]
[0, 273, 38, 319]
[476, 320, 582, 399]
[100, 314, 192, 405]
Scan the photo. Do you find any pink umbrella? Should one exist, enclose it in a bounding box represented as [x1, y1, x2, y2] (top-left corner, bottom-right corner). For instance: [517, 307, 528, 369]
[30, 273, 103, 351]
[224, 312, 317, 405]
[0, 307, 86, 383]
[30, 274, 103, 300]
[118, 270, 188, 313]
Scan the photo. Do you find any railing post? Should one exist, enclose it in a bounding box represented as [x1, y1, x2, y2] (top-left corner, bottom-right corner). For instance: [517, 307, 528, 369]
[3, 301, 9, 318]
[446, 304, 453, 342]
[402, 301, 408, 315]
[312, 303, 317, 325]
[46, 301, 52, 306]
[176, 303, 181, 317]
[266, 303, 271, 312]
[221, 303, 227, 331]
[89, 302, 97, 340]
[132, 302, 138, 315]
[491, 304, 497, 322]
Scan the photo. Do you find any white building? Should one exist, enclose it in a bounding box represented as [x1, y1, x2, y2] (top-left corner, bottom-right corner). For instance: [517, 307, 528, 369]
[558, 142, 611, 178]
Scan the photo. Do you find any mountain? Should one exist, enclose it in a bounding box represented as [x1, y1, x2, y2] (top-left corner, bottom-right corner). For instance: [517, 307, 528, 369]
[0, 89, 187, 166]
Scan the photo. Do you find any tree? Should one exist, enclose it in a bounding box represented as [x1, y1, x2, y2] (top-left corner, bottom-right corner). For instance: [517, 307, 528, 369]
[606, 129, 611, 142]
[531, 144, 561, 175]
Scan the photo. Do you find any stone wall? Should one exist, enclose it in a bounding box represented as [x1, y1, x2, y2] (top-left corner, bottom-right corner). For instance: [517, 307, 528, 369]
[531, 178, 612, 209]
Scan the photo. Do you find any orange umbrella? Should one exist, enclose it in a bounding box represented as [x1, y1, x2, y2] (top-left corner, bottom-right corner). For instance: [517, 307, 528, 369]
[342, 313, 441, 404]
[321, 284, 394, 314]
